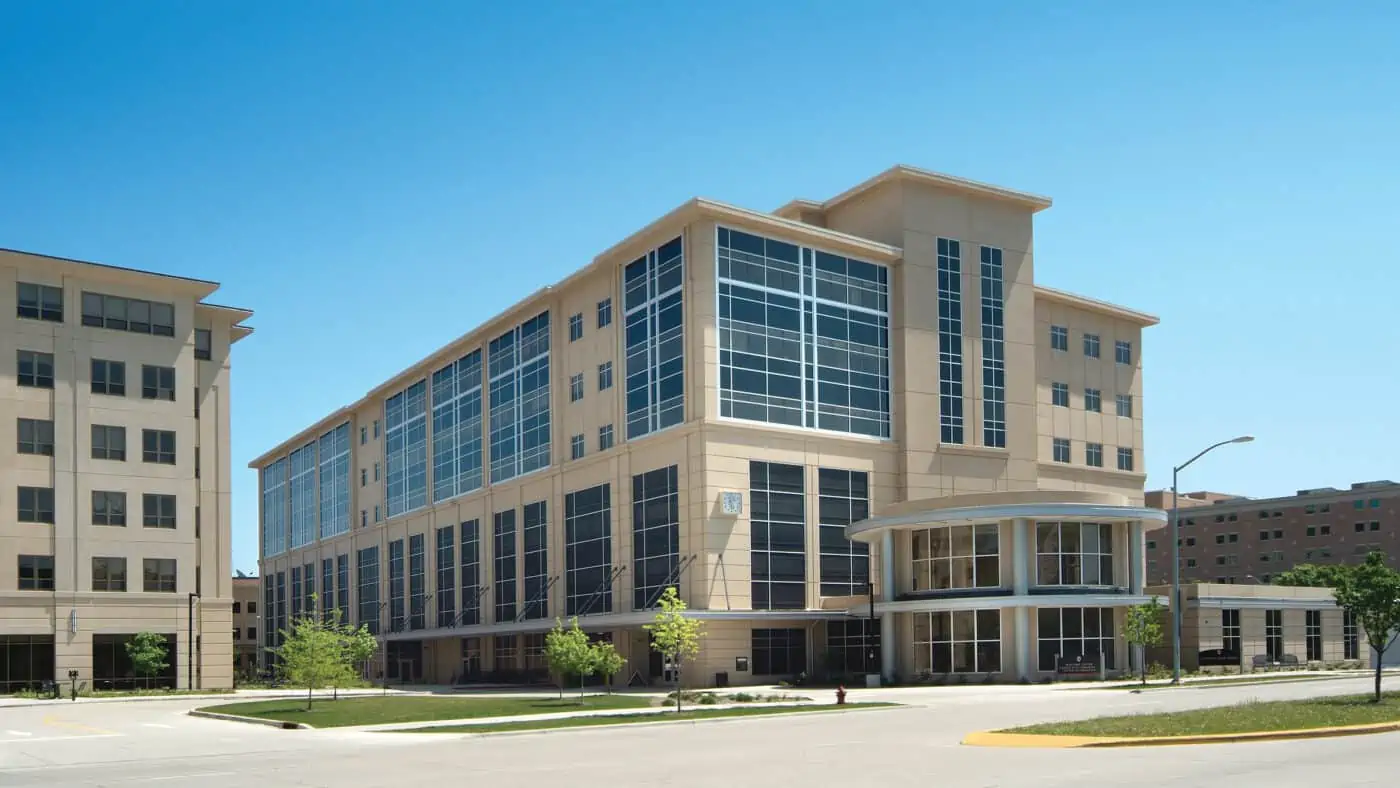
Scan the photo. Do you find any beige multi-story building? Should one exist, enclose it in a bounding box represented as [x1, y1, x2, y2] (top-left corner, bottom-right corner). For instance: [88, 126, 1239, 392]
[254, 165, 1162, 688]
[232, 574, 260, 677]
[1, 249, 251, 692]
[1144, 482, 1399, 585]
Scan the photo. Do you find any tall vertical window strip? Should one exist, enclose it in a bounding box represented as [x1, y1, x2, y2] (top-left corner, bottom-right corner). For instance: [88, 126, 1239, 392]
[624, 236, 685, 439]
[566, 484, 612, 616]
[460, 520, 481, 626]
[388, 539, 405, 633]
[289, 443, 317, 549]
[385, 381, 428, 517]
[493, 511, 518, 622]
[317, 423, 351, 538]
[321, 558, 334, 620]
[302, 563, 316, 616]
[1222, 609, 1241, 655]
[263, 577, 275, 655]
[978, 246, 1006, 448]
[260, 459, 288, 557]
[408, 534, 426, 630]
[632, 465, 680, 610]
[431, 350, 484, 502]
[436, 525, 456, 628]
[750, 461, 806, 610]
[291, 567, 302, 620]
[937, 238, 964, 443]
[356, 547, 379, 634]
[817, 469, 870, 596]
[521, 502, 548, 620]
[336, 554, 350, 625]
[717, 226, 890, 438]
[488, 312, 551, 483]
[275, 572, 286, 646]
[1343, 610, 1359, 660]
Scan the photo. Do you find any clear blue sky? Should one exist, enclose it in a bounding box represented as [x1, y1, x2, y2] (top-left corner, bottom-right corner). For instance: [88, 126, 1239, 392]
[4, 2, 1396, 574]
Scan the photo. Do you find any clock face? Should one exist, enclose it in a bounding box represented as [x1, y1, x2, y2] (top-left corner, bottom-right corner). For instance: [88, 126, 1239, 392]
[721, 492, 743, 515]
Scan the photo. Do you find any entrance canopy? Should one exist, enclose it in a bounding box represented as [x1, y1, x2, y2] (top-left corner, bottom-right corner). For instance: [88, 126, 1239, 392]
[846, 490, 1167, 544]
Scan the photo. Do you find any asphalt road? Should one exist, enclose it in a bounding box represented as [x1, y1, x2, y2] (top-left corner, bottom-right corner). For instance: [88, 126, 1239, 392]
[2, 675, 1397, 787]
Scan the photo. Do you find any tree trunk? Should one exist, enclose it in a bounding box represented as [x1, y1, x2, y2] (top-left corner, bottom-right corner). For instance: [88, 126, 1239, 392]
[579, 673, 586, 703]
[674, 662, 682, 714]
[1375, 649, 1383, 703]
[307, 684, 313, 711]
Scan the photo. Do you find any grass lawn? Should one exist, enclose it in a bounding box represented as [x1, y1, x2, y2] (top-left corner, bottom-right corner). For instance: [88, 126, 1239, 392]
[1005, 691, 1400, 738]
[201, 694, 654, 728]
[399, 702, 899, 733]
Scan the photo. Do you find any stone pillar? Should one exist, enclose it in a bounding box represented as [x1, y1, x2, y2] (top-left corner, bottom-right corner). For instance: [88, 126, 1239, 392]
[1129, 521, 1144, 595]
[880, 532, 896, 681]
[1012, 518, 1031, 681]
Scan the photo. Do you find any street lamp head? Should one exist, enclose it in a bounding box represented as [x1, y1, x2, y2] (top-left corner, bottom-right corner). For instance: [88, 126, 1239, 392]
[1230, 435, 1255, 444]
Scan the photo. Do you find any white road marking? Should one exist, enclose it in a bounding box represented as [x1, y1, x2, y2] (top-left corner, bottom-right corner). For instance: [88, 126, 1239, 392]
[141, 723, 174, 729]
[142, 773, 237, 782]
[5, 730, 33, 736]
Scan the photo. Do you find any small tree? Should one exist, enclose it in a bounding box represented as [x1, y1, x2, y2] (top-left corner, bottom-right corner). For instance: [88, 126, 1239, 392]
[1124, 599, 1165, 686]
[643, 587, 704, 712]
[1331, 552, 1400, 703]
[591, 641, 626, 694]
[125, 632, 170, 690]
[545, 618, 597, 702]
[273, 614, 354, 710]
[341, 622, 379, 685]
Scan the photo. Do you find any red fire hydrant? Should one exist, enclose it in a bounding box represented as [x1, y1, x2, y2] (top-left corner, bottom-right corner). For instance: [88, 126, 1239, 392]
[835, 685, 847, 705]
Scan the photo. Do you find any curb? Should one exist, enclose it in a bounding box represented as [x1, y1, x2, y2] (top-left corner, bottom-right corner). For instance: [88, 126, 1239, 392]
[188, 709, 313, 730]
[963, 720, 1400, 749]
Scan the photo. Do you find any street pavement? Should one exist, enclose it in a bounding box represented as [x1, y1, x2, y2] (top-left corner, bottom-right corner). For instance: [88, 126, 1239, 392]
[1, 675, 1397, 787]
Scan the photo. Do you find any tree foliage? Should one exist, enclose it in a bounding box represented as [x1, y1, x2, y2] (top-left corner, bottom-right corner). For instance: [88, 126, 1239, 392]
[1271, 563, 1351, 588]
[271, 596, 375, 709]
[125, 632, 170, 688]
[1330, 552, 1400, 702]
[592, 641, 626, 694]
[1124, 599, 1166, 685]
[643, 587, 704, 712]
[545, 618, 598, 701]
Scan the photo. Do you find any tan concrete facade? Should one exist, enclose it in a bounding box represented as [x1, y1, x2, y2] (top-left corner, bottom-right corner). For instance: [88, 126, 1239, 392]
[232, 576, 259, 676]
[255, 165, 1159, 687]
[1, 249, 251, 691]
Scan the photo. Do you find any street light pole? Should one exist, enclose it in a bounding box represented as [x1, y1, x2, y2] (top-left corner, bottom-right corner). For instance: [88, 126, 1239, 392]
[187, 592, 200, 690]
[1171, 435, 1254, 685]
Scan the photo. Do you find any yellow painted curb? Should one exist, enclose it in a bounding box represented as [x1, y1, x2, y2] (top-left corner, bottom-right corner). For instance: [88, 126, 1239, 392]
[963, 720, 1400, 748]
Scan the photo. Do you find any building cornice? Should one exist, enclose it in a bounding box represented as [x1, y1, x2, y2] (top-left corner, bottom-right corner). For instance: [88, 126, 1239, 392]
[1034, 285, 1159, 326]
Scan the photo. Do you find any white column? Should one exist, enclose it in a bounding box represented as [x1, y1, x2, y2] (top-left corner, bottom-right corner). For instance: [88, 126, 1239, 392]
[1015, 607, 1031, 682]
[1012, 518, 1031, 681]
[880, 532, 896, 681]
[1128, 522, 1144, 595]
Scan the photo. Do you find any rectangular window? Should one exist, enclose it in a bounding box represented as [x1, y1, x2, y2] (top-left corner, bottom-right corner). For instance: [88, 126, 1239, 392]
[291, 566, 302, 620]
[570, 434, 584, 460]
[1036, 521, 1115, 586]
[431, 350, 483, 503]
[522, 501, 548, 621]
[598, 424, 614, 452]
[194, 329, 212, 360]
[18, 555, 55, 590]
[1117, 447, 1135, 472]
[597, 297, 612, 328]
[1051, 382, 1068, 407]
[263, 577, 274, 654]
[1344, 609, 1359, 660]
[627, 236, 685, 439]
[141, 429, 176, 465]
[90, 424, 126, 461]
[568, 313, 583, 342]
[388, 539, 405, 632]
[460, 519, 481, 626]
[82, 292, 174, 336]
[494, 634, 517, 671]
[356, 546, 380, 633]
[386, 379, 429, 515]
[322, 558, 334, 620]
[17, 282, 63, 322]
[318, 422, 351, 538]
[916, 609, 1002, 674]
[436, 525, 456, 628]
[274, 572, 286, 646]
[979, 246, 1006, 448]
[566, 483, 612, 616]
[569, 373, 584, 402]
[1115, 394, 1133, 418]
[261, 458, 288, 557]
[752, 628, 807, 676]
[286, 442, 314, 549]
[17, 417, 55, 456]
[912, 524, 1000, 590]
[375, 505, 381, 522]
[408, 533, 426, 631]
[91, 490, 127, 526]
[598, 361, 613, 391]
[18, 486, 55, 524]
[90, 359, 126, 396]
[1085, 442, 1104, 468]
[336, 554, 350, 625]
[1084, 388, 1102, 412]
[360, 426, 366, 444]
[633, 465, 679, 610]
[141, 365, 175, 401]
[826, 620, 881, 675]
[142, 493, 177, 529]
[818, 469, 871, 596]
[17, 350, 54, 388]
[1221, 609, 1241, 655]
[489, 312, 551, 483]
[1305, 610, 1322, 661]
[1265, 609, 1283, 661]
[374, 420, 380, 438]
[936, 238, 964, 443]
[493, 510, 517, 622]
[1083, 334, 1100, 358]
[750, 461, 805, 610]
[142, 558, 177, 593]
[1037, 607, 1115, 672]
[1052, 438, 1070, 463]
[1115, 340, 1133, 365]
[1050, 325, 1068, 351]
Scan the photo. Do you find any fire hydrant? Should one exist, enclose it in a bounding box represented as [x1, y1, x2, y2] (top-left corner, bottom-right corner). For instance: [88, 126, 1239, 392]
[835, 685, 847, 705]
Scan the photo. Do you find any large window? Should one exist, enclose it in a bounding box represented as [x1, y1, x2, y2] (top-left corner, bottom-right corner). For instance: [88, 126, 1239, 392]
[356, 547, 379, 634]
[752, 628, 806, 675]
[18, 555, 55, 590]
[336, 554, 350, 625]
[385, 380, 428, 517]
[142, 494, 176, 529]
[141, 364, 175, 401]
[488, 312, 551, 484]
[81, 292, 175, 336]
[322, 558, 334, 620]
[142, 429, 176, 465]
[17, 350, 54, 388]
[915, 610, 1001, 675]
[979, 246, 1006, 447]
[937, 238, 964, 444]
[1306, 610, 1322, 661]
[18, 486, 55, 524]
[431, 350, 484, 502]
[624, 236, 684, 439]
[912, 524, 1000, 590]
[493, 510, 517, 622]
[91, 424, 126, 461]
[92, 557, 127, 592]
[18, 418, 54, 456]
[521, 502, 548, 621]
[633, 465, 679, 610]
[436, 525, 456, 628]
[1266, 609, 1284, 660]
[388, 539, 405, 632]
[91, 359, 126, 396]
[1037, 607, 1115, 671]
[717, 227, 890, 438]
[1344, 610, 1359, 660]
[826, 620, 880, 675]
[92, 491, 127, 526]
[408, 534, 426, 630]
[17, 282, 63, 322]
[291, 566, 303, 620]
[566, 483, 612, 616]
[1222, 608, 1241, 655]
[750, 461, 805, 610]
[818, 469, 870, 596]
[289, 442, 316, 548]
[261, 458, 288, 557]
[142, 558, 177, 593]
[318, 423, 351, 538]
[1035, 522, 1115, 586]
[460, 519, 481, 626]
